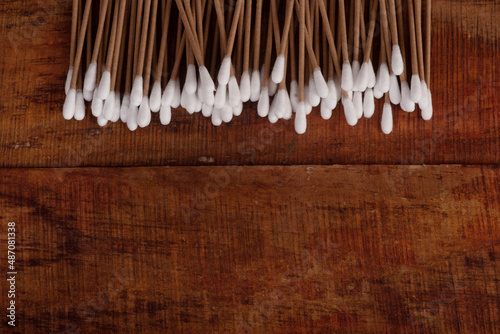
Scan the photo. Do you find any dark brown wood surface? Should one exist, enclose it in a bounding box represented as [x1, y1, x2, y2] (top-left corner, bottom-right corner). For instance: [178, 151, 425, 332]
[0, 165, 499, 333]
[0, 0, 498, 167]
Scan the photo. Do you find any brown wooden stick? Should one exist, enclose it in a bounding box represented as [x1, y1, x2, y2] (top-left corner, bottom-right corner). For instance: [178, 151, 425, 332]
[328, 0, 336, 79]
[104, 0, 120, 73]
[143, 0, 158, 95]
[125, 0, 138, 94]
[338, 0, 349, 63]
[407, 0, 419, 75]
[90, 0, 110, 63]
[387, 0, 399, 47]
[195, 0, 205, 55]
[353, 0, 361, 61]
[69, 0, 79, 67]
[175, 0, 204, 65]
[213, 0, 227, 52]
[172, 31, 186, 80]
[110, 0, 128, 92]
[270, 0, 281, 50]
[235, 1, 245, 78]
[395, 0, 408, 82]
[289, 17, 297, 82]
[317, 0, 342, 77]
[414, 0, 425, 80]
[85, 6, 92, 69]
[202, 0, 214, 57]
[242, 0, 252, 73]
[425, 0, 431, 86]
[153, 0, 173, 84]
[133, 0, 144, 77]
[359, 0, 366, 54]
[252, 0, 263, 72]
[278, 0, 294, 57]
[70, 0, 93, 90]
[299, 0, 305, 102]
[262, 3, 274, 87]
[224, 0, 244, 58]
[363, 0, 378, 63]
[136, 0, 152, 78]
[378, 0, 392, 61]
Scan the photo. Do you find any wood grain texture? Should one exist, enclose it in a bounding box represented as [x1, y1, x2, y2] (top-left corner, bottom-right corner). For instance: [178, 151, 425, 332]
[0, 165, 499, 333]
[0, 0, 498, 167]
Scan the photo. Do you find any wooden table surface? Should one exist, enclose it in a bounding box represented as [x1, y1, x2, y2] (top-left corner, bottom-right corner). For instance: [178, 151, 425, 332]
[0, 0, 499, 333]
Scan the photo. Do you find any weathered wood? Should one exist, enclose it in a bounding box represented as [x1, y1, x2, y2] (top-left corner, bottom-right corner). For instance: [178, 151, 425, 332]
[0, 165, 498, 333]
[0, 1, 498, 167]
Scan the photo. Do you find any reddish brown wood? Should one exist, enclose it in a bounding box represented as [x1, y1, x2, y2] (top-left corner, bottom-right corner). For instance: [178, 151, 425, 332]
[0, 1, 498, 167]
[0, 165, 499, 333]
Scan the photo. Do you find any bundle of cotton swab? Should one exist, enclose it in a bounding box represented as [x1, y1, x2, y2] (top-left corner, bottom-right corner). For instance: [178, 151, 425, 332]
[64, 0, 433, 135]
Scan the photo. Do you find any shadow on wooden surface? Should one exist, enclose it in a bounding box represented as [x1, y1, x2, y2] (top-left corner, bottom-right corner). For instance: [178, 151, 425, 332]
[0, 1, 498, 167]
[0, 165, 498, 333]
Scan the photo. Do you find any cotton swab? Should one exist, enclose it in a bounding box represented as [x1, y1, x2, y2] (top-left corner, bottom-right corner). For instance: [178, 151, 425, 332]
[407, 0, 422, 103]
[66, 0, 79, 95]
[421, 0, 433, 120]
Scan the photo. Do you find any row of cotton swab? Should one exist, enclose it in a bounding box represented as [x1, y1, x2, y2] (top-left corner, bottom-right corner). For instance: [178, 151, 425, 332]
[63, 0, 433, 135]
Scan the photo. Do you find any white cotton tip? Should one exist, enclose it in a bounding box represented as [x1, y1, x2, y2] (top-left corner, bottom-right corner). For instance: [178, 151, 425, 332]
[373, 85, 384, 99]
[391, 45, 404, 76]
[258, 87, 270, 117]
[214, 84, 227, 109]
[250, 70, 261, 102]
[290, 80, 298, 111]
[221, 100, 233, 123]
[137, 97, 151, 128]
[211, 106, 223, 126]
[150, 81, 162, 112]
[325, 78, 338, 109]
[401, 81, 415, 112]
[341, 62, 354, 91]
[271, 54, 286, 84]
[63, 89, 76, 120]
[351, 61, 360, 91]
[181, 88, 195, 114]
[217, 56, 232, 85]
[240, 71, 251, 102]
[334, 76, 342, 101]
[367, 60, 377, 88]
[228, 76, 241, 107]
[83, 88, 93, 102]
[91, 90, 103, 117]
[162, 80, 176, 106]
[202, 103, 213, 117]
[308, 77, 320, 107]
[74, 90, 85, 121]
[202, 87, 215, 106]
[199, 66, 215, 91]
[103, 91, 115, 120]
[410, 74, 422, 103]
[171, 78, 181, 108]
[314, 68, 329, 98]
[97, 114, 108, 127]
[84, 61, 97, 92]
[377, 63, 390, 93]
[283, 90, 293, 120]
[127, 104, 138, 131]
[184, 64, 197, 94]
[389, 74, 402, 105]
[342, 96, 358, 126]
[160, 103, 171, 125]
[120, 94, 130, 122]
[353, 91, 363, 119]
[194, 96, 202, 113]
[268, 105, 278, 124]
[130, 76, 144, 106]
[356, 62, 370, 92]
[321, 99, 332, 120]
[305, 101, 312, 115]
[273, 89, 287, 119]
[421, 89, 433, 120]
[381, 102, 393, 134]
[97, 70, 111, 100]
[233, 100, 243, 116]
[363, 88, 375, 118]
[111, 94, 121, 122]
[269, 78, 278, 96]
[65, 67, 73, 95]
[295, 102, 307, 134]
[418, 80, 429, 109]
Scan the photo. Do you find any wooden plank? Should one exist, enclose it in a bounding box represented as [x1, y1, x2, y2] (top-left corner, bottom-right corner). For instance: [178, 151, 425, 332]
[0, 1, 498, 167]
[0, 165, 498, 333]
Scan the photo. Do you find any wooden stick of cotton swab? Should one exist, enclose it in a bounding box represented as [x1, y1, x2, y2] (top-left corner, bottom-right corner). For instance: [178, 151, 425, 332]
[295, 0, 307, 134]
[63, 0, 92, 120]
[150, 0, 173, 113]
[121, 0, 138, 123]
[414, 0, 428, 110]
[239, 0, 252, 102]
[65, 0, 79, 95]
[407, 0, 422, 103]
[338, 0, 353, 92]
[250, 0, 263, 102]
[387, 0, 404, 75]
[271, 0, 294, 85]
[421, 0, 432, 120]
